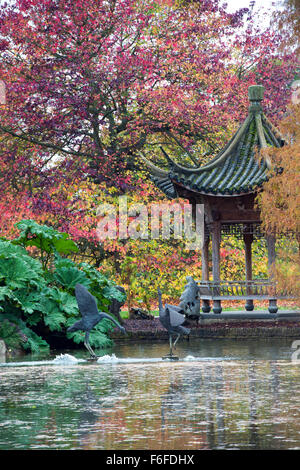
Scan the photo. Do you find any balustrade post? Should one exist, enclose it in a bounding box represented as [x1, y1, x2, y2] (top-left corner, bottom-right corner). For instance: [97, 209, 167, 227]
[243, 231, 254, 311]
[201, 231, 211, 313]
[211, 221, 222, 313]
[267, 234, 278, 314]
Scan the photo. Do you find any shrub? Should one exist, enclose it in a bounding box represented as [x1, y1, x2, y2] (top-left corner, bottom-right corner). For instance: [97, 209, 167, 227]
[0, 220, 125, 353]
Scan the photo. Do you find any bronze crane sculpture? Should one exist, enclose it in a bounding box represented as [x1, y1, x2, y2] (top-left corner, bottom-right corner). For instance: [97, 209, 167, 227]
[67, 284, 126, 359]
[158, 288, 190, 360]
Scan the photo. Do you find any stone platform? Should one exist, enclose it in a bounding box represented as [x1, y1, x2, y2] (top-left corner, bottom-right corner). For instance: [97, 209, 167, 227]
[111, 311, 300, 341]
[198, 310, 300, 321]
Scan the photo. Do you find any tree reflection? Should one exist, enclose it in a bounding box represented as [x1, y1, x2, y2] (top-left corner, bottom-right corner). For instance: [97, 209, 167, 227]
[2, 350, 300, 449]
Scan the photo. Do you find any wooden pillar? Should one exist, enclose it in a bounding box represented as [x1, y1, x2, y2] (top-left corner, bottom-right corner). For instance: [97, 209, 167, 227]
[243, 232, 254, 311]
[267, 234, 278, 313]
[202, 234, 210, 281]
[201, 232, 211, 313]
[211, 221, 222, 314]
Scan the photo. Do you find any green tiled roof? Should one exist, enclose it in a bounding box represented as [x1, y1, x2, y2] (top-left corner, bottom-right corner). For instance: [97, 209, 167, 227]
[145, 85, 284, 198]
[150, 175, 178, 199]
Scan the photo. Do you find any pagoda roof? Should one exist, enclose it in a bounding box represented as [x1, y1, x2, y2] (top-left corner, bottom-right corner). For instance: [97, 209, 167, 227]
[142, 85, 284, 198]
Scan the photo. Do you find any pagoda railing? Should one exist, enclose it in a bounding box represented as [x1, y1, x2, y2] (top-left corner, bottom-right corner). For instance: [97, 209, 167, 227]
[196, 279, 294, 314]
[196, 279, 285, 300]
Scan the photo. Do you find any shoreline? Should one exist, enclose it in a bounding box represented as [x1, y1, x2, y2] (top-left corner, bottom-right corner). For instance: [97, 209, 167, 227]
[111, 316, 300, 340]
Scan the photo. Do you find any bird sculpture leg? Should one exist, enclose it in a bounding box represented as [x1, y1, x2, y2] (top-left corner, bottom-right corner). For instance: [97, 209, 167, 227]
[169, 335, 174, 356]
[173, 333, 181, 350]
[84, 332, 97, 359]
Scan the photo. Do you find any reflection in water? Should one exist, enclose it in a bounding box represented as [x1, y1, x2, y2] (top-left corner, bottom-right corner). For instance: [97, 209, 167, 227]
[215, 365, 225, 448]
[248, 361, 259, 449]
[161, 372, 188, 443]
[203, 366, 214, 449]
[76, 382, 105, 444]
[1, 338, 300, 450]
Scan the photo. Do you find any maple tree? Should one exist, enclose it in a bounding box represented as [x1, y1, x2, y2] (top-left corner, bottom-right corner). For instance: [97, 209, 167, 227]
[257, 0, 300, 298]
[0, 0, 298, 314]
[272, 0, 300, 54]
[0, 0, 297, 191]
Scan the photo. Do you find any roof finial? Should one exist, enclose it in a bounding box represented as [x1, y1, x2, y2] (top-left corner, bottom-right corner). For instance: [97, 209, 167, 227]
[248, 85, 264, 113]
[248, 85, 265, 101]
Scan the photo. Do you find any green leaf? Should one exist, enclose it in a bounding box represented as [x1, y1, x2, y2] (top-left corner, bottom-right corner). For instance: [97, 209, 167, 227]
[14, 219, 78, 255]
[41, 287, 79, 316]
[20, 255, 44, 278]
[13, 289, 41, 315]
[23, 333, 49, 353]
[53, 266, 90, 290]
[67, 327, 113, 349]
[89, 328, 113, 349]
[78, 262, 109, 287]
[38, 295, 66, 331]
[54, 255, 77, 270]
[56, 291, 79, 315]
[0, 257, 35, 289]
[0, 286, 15, 303]
[53, 234, 78, 255]
[44, 309, 66, 331]
[0, 313, 49, 353]
[66, 329, 84, 345]
[102, 284, 126, 302]
[0, 241, 28, 259]
[0, 319, 22, 349]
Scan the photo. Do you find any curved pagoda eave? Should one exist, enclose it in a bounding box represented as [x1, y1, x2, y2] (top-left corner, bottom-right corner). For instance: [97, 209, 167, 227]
[172, 180, 262, 198]
[142, 85, 284, 200]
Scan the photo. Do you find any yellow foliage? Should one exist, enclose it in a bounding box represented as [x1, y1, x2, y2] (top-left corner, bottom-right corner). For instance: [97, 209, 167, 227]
[258, 102, 300, 298]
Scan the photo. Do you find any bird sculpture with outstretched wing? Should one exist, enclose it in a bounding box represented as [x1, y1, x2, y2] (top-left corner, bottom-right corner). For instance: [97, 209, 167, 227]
[179, 276, 200, 318]
[158, 288, 190, 357]
[67, 284, 126, 358]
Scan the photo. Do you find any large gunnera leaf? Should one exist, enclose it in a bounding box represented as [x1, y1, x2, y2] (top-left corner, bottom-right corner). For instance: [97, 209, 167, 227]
[0, 257, 36, 289]
[14, 219, 78, 255]
[53, 266, 90, 290]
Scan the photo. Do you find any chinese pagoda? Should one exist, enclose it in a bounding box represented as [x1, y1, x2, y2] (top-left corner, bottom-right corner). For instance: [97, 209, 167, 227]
[142, 85, 286, 314]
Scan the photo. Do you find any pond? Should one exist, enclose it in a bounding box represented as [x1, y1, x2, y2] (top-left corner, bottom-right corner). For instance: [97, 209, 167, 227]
[1, 338, 300, 450]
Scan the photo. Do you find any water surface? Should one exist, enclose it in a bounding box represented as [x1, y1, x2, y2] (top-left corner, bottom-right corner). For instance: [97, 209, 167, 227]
[1, 338, 300, 450]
